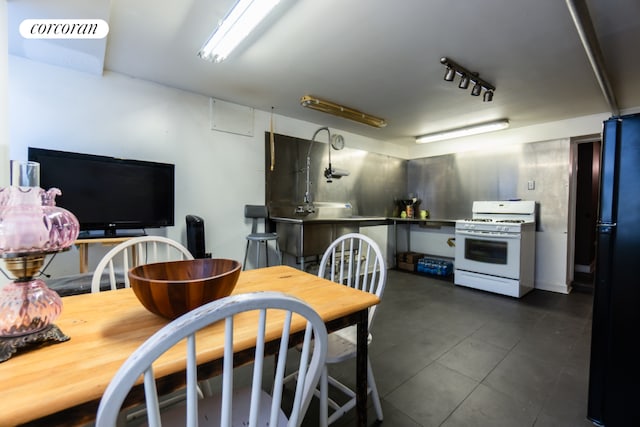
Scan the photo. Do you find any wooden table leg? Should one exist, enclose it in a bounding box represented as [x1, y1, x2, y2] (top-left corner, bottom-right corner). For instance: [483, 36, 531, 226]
[356, 308, 368, 427]
[78, 243, 88, 274]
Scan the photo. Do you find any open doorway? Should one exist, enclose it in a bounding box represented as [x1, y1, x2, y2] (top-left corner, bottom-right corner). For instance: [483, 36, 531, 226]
[572, 139, 601, 292]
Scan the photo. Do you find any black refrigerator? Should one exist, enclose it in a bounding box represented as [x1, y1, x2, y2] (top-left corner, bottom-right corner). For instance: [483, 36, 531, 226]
[588, 113, 640, 426]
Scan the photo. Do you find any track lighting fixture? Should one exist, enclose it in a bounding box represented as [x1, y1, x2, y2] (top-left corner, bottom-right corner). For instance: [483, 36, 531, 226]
[440, 57, 496, 102]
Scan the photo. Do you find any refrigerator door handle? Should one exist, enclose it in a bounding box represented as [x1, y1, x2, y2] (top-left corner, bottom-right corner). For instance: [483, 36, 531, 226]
[598, 118, 620, 224]
[596, 222, 617, 233]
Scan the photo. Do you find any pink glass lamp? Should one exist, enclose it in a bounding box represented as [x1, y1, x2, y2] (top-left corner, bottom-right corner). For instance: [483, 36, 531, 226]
[0, 161, 79, 357]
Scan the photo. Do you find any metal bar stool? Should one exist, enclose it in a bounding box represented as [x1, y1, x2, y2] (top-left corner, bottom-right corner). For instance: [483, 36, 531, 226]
[242, 205, 281, 270]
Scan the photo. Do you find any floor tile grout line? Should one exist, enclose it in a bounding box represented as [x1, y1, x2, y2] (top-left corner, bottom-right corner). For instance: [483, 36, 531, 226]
[437, 334, 518, 425]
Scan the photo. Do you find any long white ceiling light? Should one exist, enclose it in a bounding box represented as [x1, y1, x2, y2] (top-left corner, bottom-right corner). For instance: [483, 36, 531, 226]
[198, 0, 281, 63]
[415, 119, 510, 144]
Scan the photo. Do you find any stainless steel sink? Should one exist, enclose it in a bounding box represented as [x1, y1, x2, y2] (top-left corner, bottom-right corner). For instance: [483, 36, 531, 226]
[269, 202, 387, 269]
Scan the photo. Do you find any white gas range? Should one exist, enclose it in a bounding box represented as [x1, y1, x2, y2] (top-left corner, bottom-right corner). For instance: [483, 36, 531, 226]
[454, 200, 536, 298]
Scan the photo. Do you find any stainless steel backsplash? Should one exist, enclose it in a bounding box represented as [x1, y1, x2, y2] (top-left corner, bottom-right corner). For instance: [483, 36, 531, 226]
[266, 133, 569, 231]
[409, 140, 569, 231]
[266, 133, 406, 217]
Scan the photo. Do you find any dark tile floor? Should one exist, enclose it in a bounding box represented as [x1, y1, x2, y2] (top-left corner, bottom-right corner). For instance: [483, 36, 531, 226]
[302, 269, 595, 427]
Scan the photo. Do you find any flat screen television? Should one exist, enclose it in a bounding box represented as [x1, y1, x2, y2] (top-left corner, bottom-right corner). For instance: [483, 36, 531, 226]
[28, 147, 175, 238]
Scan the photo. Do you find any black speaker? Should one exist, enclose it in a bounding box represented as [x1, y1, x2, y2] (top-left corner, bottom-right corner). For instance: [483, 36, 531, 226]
[186, 215, 208, 258]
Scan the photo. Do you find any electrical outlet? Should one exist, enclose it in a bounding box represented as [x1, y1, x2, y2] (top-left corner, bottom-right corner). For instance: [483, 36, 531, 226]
[527, 180, 535, 190]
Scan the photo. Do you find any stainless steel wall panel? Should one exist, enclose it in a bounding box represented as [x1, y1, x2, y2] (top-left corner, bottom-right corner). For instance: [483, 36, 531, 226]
[407, 140, 569, 231]
[267, 133, 406, 217]
[266, 133, 569, 234]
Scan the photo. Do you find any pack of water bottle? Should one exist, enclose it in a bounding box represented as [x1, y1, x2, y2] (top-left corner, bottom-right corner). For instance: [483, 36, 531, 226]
[416, 257, 453, 276]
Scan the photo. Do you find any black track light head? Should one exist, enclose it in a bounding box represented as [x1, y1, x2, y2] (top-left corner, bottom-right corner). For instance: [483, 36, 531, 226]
[459, 74, 470, 89]
[471, 82, 482, 96]
[444, 67, 455, 81]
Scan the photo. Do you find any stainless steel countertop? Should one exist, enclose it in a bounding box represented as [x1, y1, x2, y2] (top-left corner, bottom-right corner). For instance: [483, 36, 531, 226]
[390, 218, 457, 227]
[270, 216, 456, 226]
[270, 215, 389, 224]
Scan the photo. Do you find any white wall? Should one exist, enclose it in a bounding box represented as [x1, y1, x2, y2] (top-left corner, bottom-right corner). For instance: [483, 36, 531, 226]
[0, 3, 8, 288]
[1, 2, 8, 184]
[7, 55, 403, 279]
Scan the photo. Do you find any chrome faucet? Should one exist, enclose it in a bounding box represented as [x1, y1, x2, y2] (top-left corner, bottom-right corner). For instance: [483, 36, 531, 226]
[302, 126, 331, 213]
[297, 127, 348, 215]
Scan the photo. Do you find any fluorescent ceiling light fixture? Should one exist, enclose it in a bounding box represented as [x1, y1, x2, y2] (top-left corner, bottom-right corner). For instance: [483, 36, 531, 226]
[300, 95, 387, 128]
[415, 119, 510, 144]
[198, 0, 280, 63]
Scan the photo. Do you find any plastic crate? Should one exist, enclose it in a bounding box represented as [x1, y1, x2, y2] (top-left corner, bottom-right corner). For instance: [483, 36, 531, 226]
[416, 257, 453, 276]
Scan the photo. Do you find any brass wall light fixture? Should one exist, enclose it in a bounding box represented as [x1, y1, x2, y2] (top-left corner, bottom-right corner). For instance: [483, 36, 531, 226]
[441, 57, 496, 102]
[416, 119, 510, 144]
[300, 95, 387, 128]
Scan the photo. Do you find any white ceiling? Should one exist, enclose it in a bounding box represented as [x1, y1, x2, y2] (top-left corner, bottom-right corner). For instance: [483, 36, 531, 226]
[8, 0, 640, 145]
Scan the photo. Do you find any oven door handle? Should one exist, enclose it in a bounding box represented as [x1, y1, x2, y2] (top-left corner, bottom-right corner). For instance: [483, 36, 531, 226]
[455, 229, 521, 239]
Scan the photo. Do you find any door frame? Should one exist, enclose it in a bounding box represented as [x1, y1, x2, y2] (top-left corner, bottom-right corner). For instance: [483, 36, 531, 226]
[567, 133, 601, 290]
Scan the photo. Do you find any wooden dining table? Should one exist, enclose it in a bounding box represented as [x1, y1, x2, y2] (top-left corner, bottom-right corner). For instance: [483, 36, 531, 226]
[0, 265, 379, 427]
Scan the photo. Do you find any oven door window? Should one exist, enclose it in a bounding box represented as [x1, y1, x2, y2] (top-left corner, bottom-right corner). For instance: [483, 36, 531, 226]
[465, 238, 507, 264]
[454, 230, 522, 280]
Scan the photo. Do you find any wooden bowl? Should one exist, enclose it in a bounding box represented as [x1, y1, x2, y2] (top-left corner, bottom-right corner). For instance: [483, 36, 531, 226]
[128, 258, 241, 319]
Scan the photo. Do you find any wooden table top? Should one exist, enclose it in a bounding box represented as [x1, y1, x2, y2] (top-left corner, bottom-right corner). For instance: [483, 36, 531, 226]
[0, 265, 380, 426]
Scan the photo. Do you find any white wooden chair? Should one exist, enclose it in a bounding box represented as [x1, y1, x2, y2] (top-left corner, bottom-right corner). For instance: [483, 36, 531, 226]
[90, 235, 197, 422]
[95, 291, 328, 427]
[315, 233, 387, 426]
[90, 235, 194, 293]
